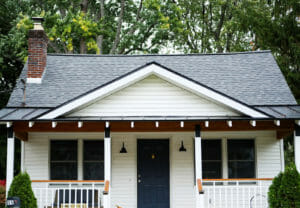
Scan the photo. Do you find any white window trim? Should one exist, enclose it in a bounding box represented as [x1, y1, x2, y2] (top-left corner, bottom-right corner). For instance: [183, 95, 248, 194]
[38, 63, 268, 119]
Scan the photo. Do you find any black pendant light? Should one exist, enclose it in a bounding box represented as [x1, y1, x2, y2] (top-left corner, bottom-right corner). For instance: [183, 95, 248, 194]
[120, 142, 127, 153]
[179, 140, 186, 152]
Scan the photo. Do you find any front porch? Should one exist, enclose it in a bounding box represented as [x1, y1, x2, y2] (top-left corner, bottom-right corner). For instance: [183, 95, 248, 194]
[5, 119, 298, 208]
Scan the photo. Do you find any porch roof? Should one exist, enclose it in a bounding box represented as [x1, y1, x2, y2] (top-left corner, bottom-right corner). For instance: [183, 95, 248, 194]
[0, 105, 300, 121]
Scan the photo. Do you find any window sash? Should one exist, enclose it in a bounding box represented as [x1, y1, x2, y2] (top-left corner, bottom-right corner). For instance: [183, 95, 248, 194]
[227, 139, 255, 178]
[202, 139, 222, 179]
[50, 140, 78, 180]
[83, 140, 104, 180]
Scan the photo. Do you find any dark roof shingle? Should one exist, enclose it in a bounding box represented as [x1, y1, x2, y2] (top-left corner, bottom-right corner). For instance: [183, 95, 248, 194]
[7, 50, 297, 107]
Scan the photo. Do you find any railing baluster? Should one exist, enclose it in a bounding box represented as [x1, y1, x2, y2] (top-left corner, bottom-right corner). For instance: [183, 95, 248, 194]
[92, 183, 95, 208]
[75, 187, 77, 208]
[81, 188, 83, 208]
[260, 181, 263, 207]
[69, 185, 71, 208]
[242, 183, 245, 208]
[40, 188, 42, 208]
[51, 188, 54, 208]
[58, 188, 60, 208]
[86, 188, 89, 208]
[236, 181, 239, 208]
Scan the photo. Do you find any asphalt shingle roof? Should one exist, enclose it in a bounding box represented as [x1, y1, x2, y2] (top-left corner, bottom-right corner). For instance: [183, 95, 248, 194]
[7, 50, 297, 108]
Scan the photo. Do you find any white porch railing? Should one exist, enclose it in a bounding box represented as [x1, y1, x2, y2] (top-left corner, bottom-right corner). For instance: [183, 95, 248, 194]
[32, 180, 105, 208]
[203, 178, 273, 208]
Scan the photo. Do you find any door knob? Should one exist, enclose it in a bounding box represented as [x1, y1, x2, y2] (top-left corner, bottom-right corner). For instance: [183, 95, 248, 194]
[138, 179, 141, 183]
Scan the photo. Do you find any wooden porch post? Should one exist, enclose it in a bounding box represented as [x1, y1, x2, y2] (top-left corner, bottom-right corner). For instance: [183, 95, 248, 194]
[295, 125, 300, 172]
[194, 125, 204, 207]
[6, 126, 15, 196]
[103, 126, 111, 208]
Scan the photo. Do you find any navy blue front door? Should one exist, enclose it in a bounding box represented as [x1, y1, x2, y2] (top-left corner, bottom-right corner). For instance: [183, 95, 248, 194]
[137, 140, 170, 208]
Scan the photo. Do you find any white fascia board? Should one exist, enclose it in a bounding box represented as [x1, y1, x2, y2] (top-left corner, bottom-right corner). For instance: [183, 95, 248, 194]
[39, 63, 267, 119]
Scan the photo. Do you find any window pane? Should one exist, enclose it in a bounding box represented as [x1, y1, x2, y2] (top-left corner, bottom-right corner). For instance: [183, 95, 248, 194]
[228, 140, 254, 161]
[203, 162, 222, 179]
[83, 140, 104, 180]
[202, 140, 222, 160]
[228, 161, 255, 178]
[50, 140, 78, 180]
[202, 140, 222, 179]
[84, 141, 104, 161]
[51, 141, 77, 161]
[84, 162, 104, 180]
[228, 139, 255, 178]
[51, 162, 77, 180]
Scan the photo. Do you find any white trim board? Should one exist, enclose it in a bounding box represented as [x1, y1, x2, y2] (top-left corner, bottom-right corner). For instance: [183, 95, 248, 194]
[38, 63, 268, 119]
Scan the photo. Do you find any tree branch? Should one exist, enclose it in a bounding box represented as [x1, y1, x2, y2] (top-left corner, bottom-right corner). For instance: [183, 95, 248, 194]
[110, 0, 125, 54]
[97, 0, 105, 54]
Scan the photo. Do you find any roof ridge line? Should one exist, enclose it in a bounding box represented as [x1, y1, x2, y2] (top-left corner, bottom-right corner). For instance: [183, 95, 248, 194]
[47, 50, 272, 57]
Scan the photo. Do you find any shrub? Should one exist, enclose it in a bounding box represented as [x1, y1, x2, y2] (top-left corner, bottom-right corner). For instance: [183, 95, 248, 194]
[7, 172, 37, 208]
[268, 164, 300, 208]
[0, 185, 5, 208]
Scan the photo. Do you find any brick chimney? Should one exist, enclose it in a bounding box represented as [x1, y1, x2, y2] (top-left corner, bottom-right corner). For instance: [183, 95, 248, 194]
[27, 17, 48, 83]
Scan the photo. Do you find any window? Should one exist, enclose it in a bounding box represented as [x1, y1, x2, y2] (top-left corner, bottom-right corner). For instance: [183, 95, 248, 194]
[228, 139, 255, 178]
[202, 140, 222, 179]
[83, 140, 104, 180]
[50, 140, 78, 180]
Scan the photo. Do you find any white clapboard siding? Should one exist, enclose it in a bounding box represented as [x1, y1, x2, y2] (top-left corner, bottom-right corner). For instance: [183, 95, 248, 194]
[24, 133, 49, 180]
[67, 75, 241, 117]
[24, 131, 281, 208]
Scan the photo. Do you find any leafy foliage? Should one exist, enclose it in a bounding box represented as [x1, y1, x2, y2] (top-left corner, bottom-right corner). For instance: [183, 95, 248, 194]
[268, 164, 300, 208]
[0, 184, 5, 208]
[7, 172, 37, 208]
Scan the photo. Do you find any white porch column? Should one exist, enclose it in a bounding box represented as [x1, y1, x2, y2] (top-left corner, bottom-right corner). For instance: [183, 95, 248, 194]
[103, 126, 111, 208]
[194, 125, 204, 207]
[20, 140, 25, 173]
[6, 126, 15, 196]
[295, 125, 300, 173]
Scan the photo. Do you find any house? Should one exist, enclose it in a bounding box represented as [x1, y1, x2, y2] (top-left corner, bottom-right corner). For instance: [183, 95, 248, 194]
[1, 17, 300, 208]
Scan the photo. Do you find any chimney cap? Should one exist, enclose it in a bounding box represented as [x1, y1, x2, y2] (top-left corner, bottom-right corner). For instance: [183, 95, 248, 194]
[32, 17, 44, 30]
[32, 17, 44, 23]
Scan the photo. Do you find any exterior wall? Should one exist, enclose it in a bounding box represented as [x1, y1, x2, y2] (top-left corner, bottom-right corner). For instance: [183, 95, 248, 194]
[67, 75, 241, 117]
[24, 130, 282, 208]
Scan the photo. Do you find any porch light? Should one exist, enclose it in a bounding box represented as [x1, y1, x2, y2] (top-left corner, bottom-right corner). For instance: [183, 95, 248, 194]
[52, 121, 57, 128]
[250, 120, 256, 127]
[29, 121, 34, 128]
[6, 122, 12, 128]
[205, 121, 209, 128]
[180, 121, 184, 128]
[155, 121, 159, 128]
[227, 120, 232, 128]
[274, 120, 280, 126]
[179, 141, 186, 152]
[120, 142, 127, 153]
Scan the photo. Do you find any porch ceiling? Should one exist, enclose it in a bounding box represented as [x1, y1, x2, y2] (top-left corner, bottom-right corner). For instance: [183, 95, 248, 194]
[12, 120, 295, 141]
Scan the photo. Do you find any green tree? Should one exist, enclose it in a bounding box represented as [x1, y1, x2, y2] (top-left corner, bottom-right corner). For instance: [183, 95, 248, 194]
[172, 0, 252, 53]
